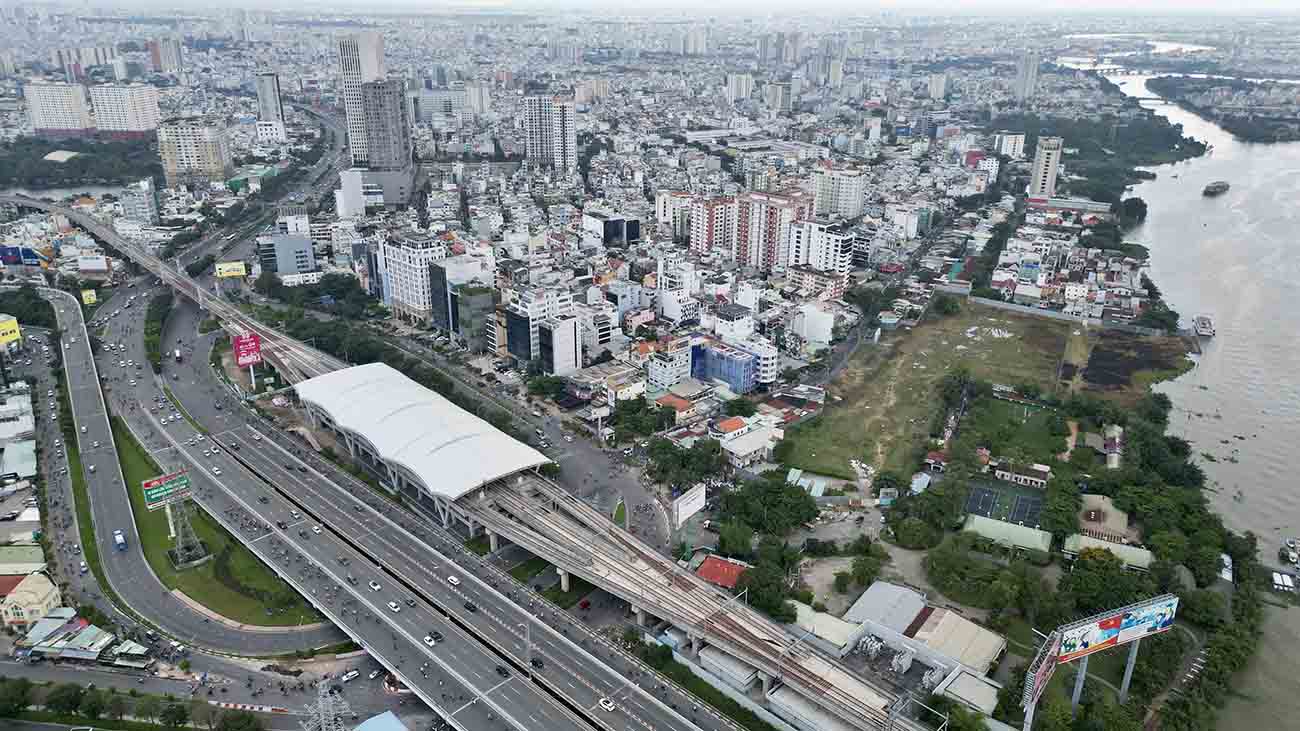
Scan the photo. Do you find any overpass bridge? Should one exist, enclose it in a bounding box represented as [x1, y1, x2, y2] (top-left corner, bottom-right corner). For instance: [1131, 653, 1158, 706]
[0, 195, 344, 383]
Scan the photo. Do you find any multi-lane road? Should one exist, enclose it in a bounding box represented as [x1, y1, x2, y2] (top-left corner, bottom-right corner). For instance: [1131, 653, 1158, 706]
[40, 286, 344, 655]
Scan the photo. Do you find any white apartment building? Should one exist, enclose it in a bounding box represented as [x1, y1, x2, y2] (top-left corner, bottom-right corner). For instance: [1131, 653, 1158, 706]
[505, 287, 575, 365]
[573, 301, 617, 359]
[789, 219, 853, 275]
[157, 117, 233, 188]
[521, 95, 577, 172]
[655, 190, 693, 241]
[88, 83, 160, 138]
[647, 338, 692, 391]
[25, 82, 93, 136]
[725, 73, 753, 104]
[377, 231, 447, 324]
[811, 162, 865, 219]
[714, 303, 755, 341]
[254, 72, 287, 143]
[996, 131, 1026, 159]
[337, 32, 385, 167]
[538, 316, 582, 377]
[1029, 136, 1063, 199]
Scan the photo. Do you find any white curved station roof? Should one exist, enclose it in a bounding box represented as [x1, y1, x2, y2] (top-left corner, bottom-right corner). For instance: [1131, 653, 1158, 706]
[295, 362, 549, 501]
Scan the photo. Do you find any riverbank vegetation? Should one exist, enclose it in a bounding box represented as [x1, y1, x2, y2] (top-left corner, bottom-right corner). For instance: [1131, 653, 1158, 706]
[0, 137, 161, 190]
[1145, 76, 1300, 143]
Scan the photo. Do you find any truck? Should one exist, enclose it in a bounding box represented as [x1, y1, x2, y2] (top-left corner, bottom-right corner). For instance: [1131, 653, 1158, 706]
[113, 530, 127, 551]
[173, 349, 182, 363]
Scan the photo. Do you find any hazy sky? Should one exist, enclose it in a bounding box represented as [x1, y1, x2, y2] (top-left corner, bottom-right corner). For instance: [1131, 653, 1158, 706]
[375, 0, 1300, 13]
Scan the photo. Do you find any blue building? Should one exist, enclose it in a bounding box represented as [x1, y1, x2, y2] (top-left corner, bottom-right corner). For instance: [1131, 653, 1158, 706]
[692, 339, 758, 394]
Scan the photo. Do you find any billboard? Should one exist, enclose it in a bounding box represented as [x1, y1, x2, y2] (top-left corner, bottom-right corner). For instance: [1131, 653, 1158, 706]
[672, 483, 707, 529]
[216, 261, 247, 278]
[1021, 631, 1060, 709]
[142, 470, 192, 511]
[0, 245, 46, 266]
[0, 317, 20, 346]
[1058, 594, 1179, 664]
[81, 289, 98, 305]
[233, 332, 263, 367]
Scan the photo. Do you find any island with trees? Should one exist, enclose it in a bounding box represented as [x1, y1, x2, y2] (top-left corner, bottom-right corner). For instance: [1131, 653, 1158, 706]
[1145, 75, 1300, 143]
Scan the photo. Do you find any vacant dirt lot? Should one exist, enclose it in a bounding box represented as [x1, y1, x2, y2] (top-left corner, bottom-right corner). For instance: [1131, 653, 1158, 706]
[783, 302, 1071, 479]
[1077, 329, 1195, 404]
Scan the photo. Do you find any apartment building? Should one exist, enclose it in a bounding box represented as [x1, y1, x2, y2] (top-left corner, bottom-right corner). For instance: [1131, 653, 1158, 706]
[88, 83, 160, 138]
[157, 117, 233, 188]
[24, 82, 93, 137]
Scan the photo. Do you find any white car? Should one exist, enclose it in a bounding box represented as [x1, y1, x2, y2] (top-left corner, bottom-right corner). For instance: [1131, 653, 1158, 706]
[129, 380, 136, 386]
[368, 670, 381, 680]
[92, 441, 99, 448]
[446, 576, 460, 586]
[368, 581, 381, 592]
[211, 467, 222, 476]
[196, 435, 205, 442]
[598, 698, 616, 712]
[211, 446, 221, 453]
[386, 601, 401, 613]
[341, 670, 359, 683]
[312, 525, 322, 535]
[423, 635, 437, 647]
[203, 450, 210, 457]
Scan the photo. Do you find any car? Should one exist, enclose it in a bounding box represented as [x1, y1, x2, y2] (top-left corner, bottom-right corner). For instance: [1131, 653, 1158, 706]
[563, 434, 574, 443]
[53, 439, 60, 447]
[463, 601, 477, 612]
[312, 525, 322, 535]
[368, 581, 382, 592]
[386, 601, 400, 613]
[337, 555, 350, 565]
[203, 450, 210, 457]
[87, 465, 96, 473]
[598, 698, 616, 712]
[290, 510, 301, 519]
[622, 448, 633, 456]
[129, 380, 136, 386]
[495, 665, 510, 678]
[341, 670, 359, 683]
[275, 520, 288, 529]
[423, 634, 437, 647]
[211, 467, 222, 476]
[446, 576, 460, 586]
[47, 390, 53, 397]
[196, 435, 205, 441]
[530, 657, 545, 669]
[368, 670, 381, 680]
[297, 465, 307, 473]
[258, 496, 269, 504]
[253, 434, 262, 441]
[346, 575, 358, 585]
[430, 630, 444, 642]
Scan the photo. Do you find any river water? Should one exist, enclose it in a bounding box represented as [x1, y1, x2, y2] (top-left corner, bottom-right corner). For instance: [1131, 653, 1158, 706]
[1104, 74, 1300, 544]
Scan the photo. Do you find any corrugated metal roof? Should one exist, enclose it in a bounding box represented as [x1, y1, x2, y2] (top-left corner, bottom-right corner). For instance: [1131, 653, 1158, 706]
[295, 363, 549, 502]
[1063, 534, 1153, 569]
[696, 555, 748, 589]
[962, 514, 1052, 553]
[842, 581, 926, 632]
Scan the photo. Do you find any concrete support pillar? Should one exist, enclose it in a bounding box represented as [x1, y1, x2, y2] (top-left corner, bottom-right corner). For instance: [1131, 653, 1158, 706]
[557, 568, 571, 592]
[1119, 638, 1141, 704]
[759, 672, 773, 695]
[689, 634, 701, 655]
[1070, 654, 1089, 718]
[488, 531, 499, 553]
[633, 606, 647, 627]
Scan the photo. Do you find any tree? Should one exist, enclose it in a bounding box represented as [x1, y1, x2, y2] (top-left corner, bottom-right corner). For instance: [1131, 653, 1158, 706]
[161, 702, 191, 729]
[717, 521, 755, 560]
[724, 398, 757, 417]
[1061, 547, 1144, 615]
[191, 699, 219, 731]
[1038, 695, 1074, 731]
[135, 695, 163, 725]
[851, 553, 884, 587]
[0, 677, 33, 717]
[1148, 530, 1190, 564]
[719, 471, 818, 536]
[215, 710, 266, 731]
[1180, 588, 1227, 629]
[833, 571, 852, 593]
[736, 561, 795, 623]
[44, 682, 85, 714]
[107, 694, 129, 722]
[932, 293, 961, 316]
[1120, 197, 1148, 228]
[79, 688, 106, 720]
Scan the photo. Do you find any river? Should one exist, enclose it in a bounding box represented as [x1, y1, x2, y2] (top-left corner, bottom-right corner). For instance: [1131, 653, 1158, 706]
[1103, 74, 1300, 546]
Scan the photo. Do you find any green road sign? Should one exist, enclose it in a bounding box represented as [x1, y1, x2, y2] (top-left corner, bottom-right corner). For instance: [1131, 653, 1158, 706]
[142, 471, 192, 511]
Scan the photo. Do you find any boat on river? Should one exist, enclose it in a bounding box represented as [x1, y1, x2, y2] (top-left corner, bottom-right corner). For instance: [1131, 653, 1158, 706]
[1203, 181, 1230, 197]
[1194, 315, 1216, 337]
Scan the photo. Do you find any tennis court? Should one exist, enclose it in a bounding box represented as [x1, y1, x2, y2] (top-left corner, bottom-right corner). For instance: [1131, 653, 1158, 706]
[965, 485, 1001, 518]
[1009, 493, 1044, 528]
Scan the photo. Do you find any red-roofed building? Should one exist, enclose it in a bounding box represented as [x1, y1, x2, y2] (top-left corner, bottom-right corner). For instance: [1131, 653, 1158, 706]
[715, 416, 747, 434]
[0, 575, 26, 599]
[696, 555, 750, 590]
[656, 394, 699, 425]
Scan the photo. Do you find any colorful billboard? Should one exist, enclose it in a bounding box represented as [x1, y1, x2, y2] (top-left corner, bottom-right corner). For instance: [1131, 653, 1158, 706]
[233, 332, 263, 367]
[216, 261, 247, 278]
[1058, 594, 1178, 663]
[1022, 631, 1060, 709]
[142, 470, 192, 511]
[0, 317, 20, 346]
[81, 289, 98, 305]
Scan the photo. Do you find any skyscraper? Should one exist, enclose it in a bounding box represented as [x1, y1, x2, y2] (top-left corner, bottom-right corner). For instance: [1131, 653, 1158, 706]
[88, 83, 161, 139]
[255, 72, 285, 123]
[158, 117, 233, 188]
[358, 78, 414, 205]
[1014, 51, 1040, 102]
[1029, 136, 1063, 199]
[725, 73, 753, 104]
[337, 32, 385, 167]
[148, 37, 183, 74]
[928, 71, 947, 100]
[24, 81, 94, 137]
[811, 162, 865, 219]
[522, 95, 577, 173]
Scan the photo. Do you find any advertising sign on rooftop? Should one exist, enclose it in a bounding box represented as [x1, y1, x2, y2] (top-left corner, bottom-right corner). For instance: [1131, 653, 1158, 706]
[234, 332, 263, 367]
[215, 261, 247, 278]
[1058, 594, 1178, 664]
[81, 289, 98, 305]
[0, 317, 21, 346]
[671, 484, 707, 530]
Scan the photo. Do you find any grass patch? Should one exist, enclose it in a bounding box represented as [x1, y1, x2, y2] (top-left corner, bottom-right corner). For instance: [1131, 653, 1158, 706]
[631, 642, 778, 731]
[541, 575, 596, 608]
[508, 556, 552, 583]
[960, 398, 1066, 465]
[12, 710, 184, 731]
[783, 302, 1070, 476]
[465, 535, 492, 555]
[198, 316, 222, 334]
[108, 415, 319, 626]
[1079, 329, 1195, 405]
[613, 500, 625, 527]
